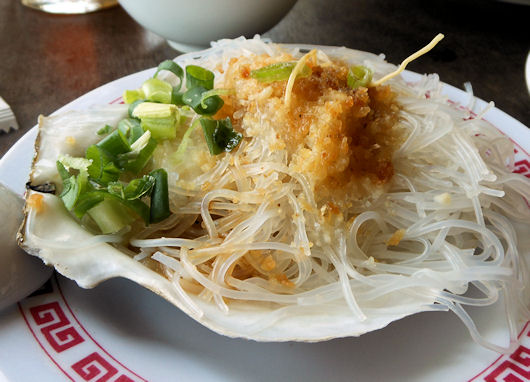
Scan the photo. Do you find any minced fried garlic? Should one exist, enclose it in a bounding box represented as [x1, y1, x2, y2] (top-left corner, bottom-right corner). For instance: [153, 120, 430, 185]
[260, 255, 276, 271]
[387, 229, 406, 246]
[217, 53, 403, 206]
[27, 194, 44, 213]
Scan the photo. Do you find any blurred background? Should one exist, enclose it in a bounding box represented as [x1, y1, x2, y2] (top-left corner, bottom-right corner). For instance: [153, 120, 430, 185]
[0, 0, 528, 158]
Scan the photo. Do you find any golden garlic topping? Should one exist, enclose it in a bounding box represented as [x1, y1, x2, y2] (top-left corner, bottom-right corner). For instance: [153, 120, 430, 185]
[217, 53, 403, 205]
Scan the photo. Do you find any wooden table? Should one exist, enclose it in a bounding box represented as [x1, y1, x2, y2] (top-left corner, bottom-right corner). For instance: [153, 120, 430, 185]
[1, 0, 528, 158]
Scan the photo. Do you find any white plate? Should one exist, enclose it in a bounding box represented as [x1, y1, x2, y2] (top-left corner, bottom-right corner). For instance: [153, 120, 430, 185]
[0, 54, 529, 382]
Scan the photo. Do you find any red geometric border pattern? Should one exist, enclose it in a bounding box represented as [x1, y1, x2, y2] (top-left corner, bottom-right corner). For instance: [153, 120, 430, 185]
[469, 322, 530, 382]
[30, 301, 84, 353]
[513, 159, 530, 178]
[71, 352, 120, 381]
[18, 276, 146, 382]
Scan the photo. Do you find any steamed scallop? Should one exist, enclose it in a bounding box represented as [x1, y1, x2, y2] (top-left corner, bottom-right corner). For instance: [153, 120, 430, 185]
[18, 38, 530, 347]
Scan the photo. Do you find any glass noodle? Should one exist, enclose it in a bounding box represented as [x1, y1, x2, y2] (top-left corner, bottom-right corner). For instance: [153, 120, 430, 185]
[28, 37, 530, 352]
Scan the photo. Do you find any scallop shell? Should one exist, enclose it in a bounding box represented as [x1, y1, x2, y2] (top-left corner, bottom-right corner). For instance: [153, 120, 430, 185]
[18, 39, 445, 341]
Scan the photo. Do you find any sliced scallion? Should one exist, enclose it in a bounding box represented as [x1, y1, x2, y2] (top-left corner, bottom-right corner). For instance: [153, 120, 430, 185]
[171, 88, 185, 106]
[141, 78, 173, 104]
[128, 99, 145, 118]
[120, 137, 157, 174]
[154, 60, 184, 92]
[200, 88, 234, 108]
[250, 62, 312, 83]
[132, 102, 179, 140]
[73, 191, 104, 218]
[132, 102, 176, 119]
[213, 117, 243, 153]
[129, 130, 151, 153]
[149, 169, 170, 223]
[182, 86, 224, 116]
[140, 118, 177, 140]
[186, 65, 215, 90]
[86, 145, 120, 184]
[118, 118, 144, 144]
[56, 161, 80, 210]
[56, 160, 70, 180]
[97, 124, 113, 136]
[108, 175, 155, 201]
[75, 191, 150, 225]
[200, 117, 242, 155]
[58, 155, 92, 173]
[123, 89, 145, 104]
[347, 65, 373, 90]
[96, 129, 130, 155]
[87, 197, 136, 234]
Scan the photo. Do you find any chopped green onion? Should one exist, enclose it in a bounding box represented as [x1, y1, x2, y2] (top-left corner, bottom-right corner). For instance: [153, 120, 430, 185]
[250, 62, 312, 83]
[97, 125, 113, 136]
[140, 118, 177, 140]
[347, 65, 373, 90]
[58, 155, 92, 173]
[123, 89, 145, 104]
[59, 175, 79, 210]
[129, 121, 145, 144]
[75, 191, 150, 225]
[171, 88, 185, 106]
[86, 145, 121, 184]
[200, 117, 242, 155]
[200, 118, 221, 155]
[186, 65, 215, 90]
[125, 176, 155, 200]
[56, 159, 89, 210]
[107, 182, 125, 199]
[128, 99, 145, 118]
[87, 197, 136, 234]
[182, 86, 224, 115]
[149, 169, 170, 223]
[154, 60, 184, 92]
[118, 118, 144, 144]
[213, 117, 243, 153]
[122, 197, 150, 224]
[108, 175, 155, 200]
[132, 102, 177, 119]
[56, 160, 71, 180]
[132, 102, 179, 140]
[120, 137, 157, 174]
[56, 161, 81, 210]
[141, 78, 173, 104]
[96, 162, 120, 185]
[129, 130, 151, 152]
[73, 191, 104, 218]
[200, 88, 234, 108]
[96, 129, 130, 155]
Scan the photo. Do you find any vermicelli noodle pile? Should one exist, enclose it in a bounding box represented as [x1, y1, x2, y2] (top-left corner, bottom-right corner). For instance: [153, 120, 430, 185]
[25, 37, 530, 350]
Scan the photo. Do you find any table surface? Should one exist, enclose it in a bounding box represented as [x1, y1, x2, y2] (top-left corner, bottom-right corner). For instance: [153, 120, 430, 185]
[0, 0, 528, 158]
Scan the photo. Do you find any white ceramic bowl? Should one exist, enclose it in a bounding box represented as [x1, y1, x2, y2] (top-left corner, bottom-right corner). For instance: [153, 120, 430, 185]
[118, 0, 298, 52]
